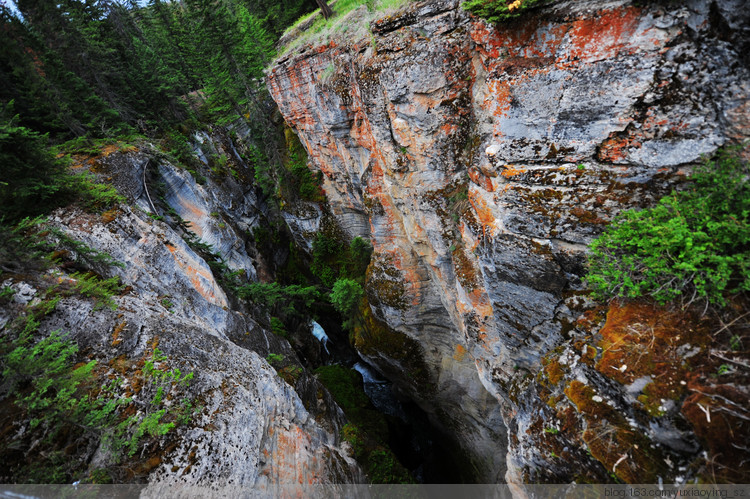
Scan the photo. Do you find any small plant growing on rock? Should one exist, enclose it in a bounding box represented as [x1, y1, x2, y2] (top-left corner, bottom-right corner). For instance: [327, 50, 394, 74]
[266, 353, 284, 365]
[586, 147, 749, 307]
[462, 0, 554, 24]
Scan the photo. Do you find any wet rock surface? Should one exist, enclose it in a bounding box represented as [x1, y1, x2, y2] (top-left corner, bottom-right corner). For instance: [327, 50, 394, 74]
[267, 0, 750, 484]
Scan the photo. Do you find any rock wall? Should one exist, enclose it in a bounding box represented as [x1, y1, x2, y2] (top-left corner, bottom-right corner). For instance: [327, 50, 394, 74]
[1, 144, 364, 485]
[267, 0, 749, 483]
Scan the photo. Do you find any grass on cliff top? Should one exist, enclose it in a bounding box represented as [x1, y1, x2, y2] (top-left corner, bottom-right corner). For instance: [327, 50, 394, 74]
[277, 0, 411, 58]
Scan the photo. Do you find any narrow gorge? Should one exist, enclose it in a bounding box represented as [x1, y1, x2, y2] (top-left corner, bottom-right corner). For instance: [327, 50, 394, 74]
[0, 0, 748, 491]
[266, 0, 750, 484]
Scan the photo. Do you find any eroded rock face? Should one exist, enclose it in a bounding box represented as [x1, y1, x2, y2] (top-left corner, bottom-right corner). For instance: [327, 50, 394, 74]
[1, 135, 365, 484]
[30, 204, 364, 485]
[267, 0, 749, 483]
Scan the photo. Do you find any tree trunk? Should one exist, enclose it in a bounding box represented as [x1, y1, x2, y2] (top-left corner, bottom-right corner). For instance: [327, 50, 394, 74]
[315, 0, 333, 20]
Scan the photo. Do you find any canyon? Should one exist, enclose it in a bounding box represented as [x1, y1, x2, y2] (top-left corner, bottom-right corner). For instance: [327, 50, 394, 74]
[2, 0, 748, 488]
[267, 0, 749, 484]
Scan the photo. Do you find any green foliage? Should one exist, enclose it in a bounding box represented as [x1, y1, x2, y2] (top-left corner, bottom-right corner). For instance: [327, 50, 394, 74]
[349, 236, 374, 276]
[266, 353, 284, 365]
[235, 281, 321, 318]
[71, 173, 125, 212]
[366, 448, 412, 484]
[0, 305, 198, 482]
[270, 316, 288, 338]
[0, 286, 15, 301]
[161, 297, 174, 311]
[341, 423, 366, 458]
[462, 0, 552, 23]
[330, 278, 364, 316]
[316, 365, 412, 484]
[68, 272, 122, 310]
[314, 365, 371, 414]
[311, 234, 372, 288]
[285, 150, 325, 202]
[0, 114, 122, 222]
[0, 116, 74, 220]
[730, 335, 742, 351]
[586, 148, 750, 307]
[0, 216, 124, 277]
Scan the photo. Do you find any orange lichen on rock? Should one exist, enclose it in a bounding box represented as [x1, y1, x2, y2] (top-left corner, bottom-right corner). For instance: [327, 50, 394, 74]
[468, 188, 496, 236]
[488, 80, 512, 119]
[468, 167, 494, 192]
[543, 357, 565, 386]
[563, 6, 642, 64]
[501, 165, 525, 178]
[596, 300, 709, 412]
[453, 344, 468, 361]
[111, 320, 126, 347]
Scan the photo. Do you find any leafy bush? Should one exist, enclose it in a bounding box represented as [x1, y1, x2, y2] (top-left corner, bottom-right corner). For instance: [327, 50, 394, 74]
[71, 172, 125, 211]
[67, 272, 123, 310]
[462, 0, 553, 23]
[0, 116, 124, 222]
[330, 278, 364, 316]
[1, 324, 197, 482]
[586, 148, 750, 306]
[270, 316, 288, 338]
[316, 365, 411, 483]
[288, 151, 325, 202]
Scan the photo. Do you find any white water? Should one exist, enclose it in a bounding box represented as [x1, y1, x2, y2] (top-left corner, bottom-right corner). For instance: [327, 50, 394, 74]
[310, 320, 330, 354]
[353, 362, 407, 421]
[353, 362, 387, 384]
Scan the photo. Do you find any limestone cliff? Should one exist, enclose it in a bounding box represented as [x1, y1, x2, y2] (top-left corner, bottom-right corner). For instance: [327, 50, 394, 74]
[0, 140, 364, 485]
[267, 0, 750, 483]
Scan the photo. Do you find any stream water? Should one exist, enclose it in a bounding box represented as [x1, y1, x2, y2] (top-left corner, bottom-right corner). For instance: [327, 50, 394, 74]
[309, 321, 465, 483]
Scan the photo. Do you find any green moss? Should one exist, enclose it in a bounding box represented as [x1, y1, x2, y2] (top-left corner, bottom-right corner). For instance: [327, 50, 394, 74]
[366, 253, 408, 310]
[352, 302, 433, 393]
[316, 365, 413, 484]
[463, 0, 555, 24]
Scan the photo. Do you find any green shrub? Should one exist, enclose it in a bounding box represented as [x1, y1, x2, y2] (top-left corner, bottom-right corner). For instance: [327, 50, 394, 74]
[0, 115, 124, 222]
[68, 272, 123, 310]
[462, 0, 553, 23]
[315, 367, 412, 484]
[270, 317, 288, 338]
[330, 278, 364, 316]
[2, 333, 195, 465]
[266, 353, 284, 365]
[367, 448, 412, 484]
[314, 365, 371, 414]
[341, 423, 366, 458]
[289, 153, 325, 202]
[71, 173, 125, 212]
[586, 148, 750, 306]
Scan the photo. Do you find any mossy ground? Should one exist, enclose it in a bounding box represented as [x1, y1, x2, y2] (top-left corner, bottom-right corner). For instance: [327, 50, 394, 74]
[537, 296, 750, 483]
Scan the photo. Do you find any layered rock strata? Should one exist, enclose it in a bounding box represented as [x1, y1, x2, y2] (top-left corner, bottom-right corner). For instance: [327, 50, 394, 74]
[2, 146, 364, 485]
[267, 0, 749, 483]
